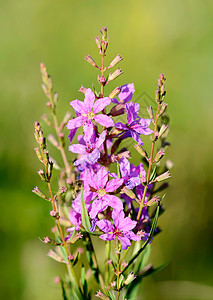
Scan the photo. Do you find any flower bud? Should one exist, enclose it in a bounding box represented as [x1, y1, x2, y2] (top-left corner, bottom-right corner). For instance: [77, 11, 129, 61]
[41, 114, 53, 127]
[101, 40, 108, 54]
[155, 171, 171, 182]
[110, 103, 125, 116]
[48, 134, 59, 148]
[154, 150, 165, 163]
[166, 159, 174, 169]
[94, 36, 102, 51]
[79, 85, 87, 94]
[121, 187, 136, 200]
[96, 290, 110, 300]
[32, 186, 48, 200]
[98, 75, 105, 84]
[48, 249, 67, 263]
[108, 54, 123, 68]
[134, 143, 147, 158]
[109, 86, 121, 99]
[101, 27, 107, 41]
[38, 169, 46, 181]
[108, 69, 123, 82]
[42, 237, 58, 246]
[159, 103, 167, 116]
[145, 196, 160, 207]
[147, 106, 154, 123]
[34, 148, 43, 162]
[158, 124, 168, 138]
[84, 55, 97, 67]
[124, 272, 136, 286]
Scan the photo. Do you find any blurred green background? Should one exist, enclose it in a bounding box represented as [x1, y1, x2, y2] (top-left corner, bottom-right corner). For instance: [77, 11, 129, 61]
[1, 0, 213, 299]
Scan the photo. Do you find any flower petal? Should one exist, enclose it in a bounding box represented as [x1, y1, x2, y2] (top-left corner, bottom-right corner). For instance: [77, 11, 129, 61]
[99, 233, 115, 241]
[93, 97, 111, 113]
[84, 88, 95, 112]
[70, 99, 87, 114]
[105, 178, 123, 192]
[104, 195, 123, 211]
[67, 116, 87, 129]
[94, 114, 114, 127]
[118, 236, 131, 250]
[69, 144, 86, 154]
[96, 166, 108, 188]
[96, 219, 114, 233]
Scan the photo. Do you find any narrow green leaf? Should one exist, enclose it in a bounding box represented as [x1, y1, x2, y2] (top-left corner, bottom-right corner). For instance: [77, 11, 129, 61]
[60, 279, 68, 300]
[149, 165, 157, 182]
[81, 187, 91, 233]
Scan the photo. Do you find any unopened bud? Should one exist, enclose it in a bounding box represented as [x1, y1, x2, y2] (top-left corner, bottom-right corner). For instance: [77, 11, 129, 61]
[159, 103, 167, 116]
[32, 186, 48, 200]
[98, 75, 105, 84]
[145, 196, 160, 207]
[41, 114, 53, 127]
[48, 249, 66, 263]
[50, 210, 58, 217]
[38, 169, 46, 181]
[34, 148, 43, 162]
[124, 272, 136, 286]
[110, 103, 125, 116]
[155, 171, 171, 182]
[158, 124, 168, 138]
[48, 134, 59, 148]
[96, 290, 109, 300]
[34, 121, 41, 131]
[108, 69, 123, 82]
[84, 55, 97, 67]
[109, 86, 121, 99]
[166, 160, 174, 169]
[108, 54, 123, 68]
[159, 73, 165, 82]
[154, 150, 165, 163]
[101, 40, 108, 54]
[147, 106, 154, 123]
[79, 85, 87, 94]
[101, 27, 107, 41]
[134, 144, 147, 158]
[42, 237, 58, 246]
[95, 36, 102, 51]
[122, 187, 136, 200]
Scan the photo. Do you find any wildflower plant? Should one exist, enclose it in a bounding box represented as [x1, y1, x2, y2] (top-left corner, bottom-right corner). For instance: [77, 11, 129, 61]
[33, 28, 171, 300]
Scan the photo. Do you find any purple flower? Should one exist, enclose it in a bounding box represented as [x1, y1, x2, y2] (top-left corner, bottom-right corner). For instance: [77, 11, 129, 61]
[83, 166, 124, 218]
[115, 101, 153, 145]
[119, 157, 142, 189]
[67, 88, 114, 131]
[96, 209, 140, 250]
[69, 123, 107, 167]
[112, 83, 135, 104]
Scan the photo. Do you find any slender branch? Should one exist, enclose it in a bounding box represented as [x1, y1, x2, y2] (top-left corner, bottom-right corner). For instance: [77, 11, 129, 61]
[47, 181, 79, 288]
[137, 103, 161, 221]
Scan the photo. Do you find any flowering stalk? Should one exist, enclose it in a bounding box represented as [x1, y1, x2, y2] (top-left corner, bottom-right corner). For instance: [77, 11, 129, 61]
[33, 28, 172, 300]
[137, 74, 167, 221]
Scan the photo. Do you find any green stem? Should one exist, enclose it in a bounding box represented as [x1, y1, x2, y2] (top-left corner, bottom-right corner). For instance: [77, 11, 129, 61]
[105, 241, 111, 285]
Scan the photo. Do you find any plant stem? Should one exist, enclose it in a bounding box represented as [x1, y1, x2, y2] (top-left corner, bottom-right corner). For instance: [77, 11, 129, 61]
[137, 103, 161, 221]
[116, 251, 120, 300]
[105, 241, 111, 285]
[47, 181, 79, 289]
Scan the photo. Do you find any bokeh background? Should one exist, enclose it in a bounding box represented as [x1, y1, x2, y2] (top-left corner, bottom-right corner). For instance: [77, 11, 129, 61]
[1, 1, 213, 299]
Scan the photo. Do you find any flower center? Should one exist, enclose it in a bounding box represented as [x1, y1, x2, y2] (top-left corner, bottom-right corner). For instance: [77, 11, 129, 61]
[87, 111, 95, 119]
[98, 189, 106, 198]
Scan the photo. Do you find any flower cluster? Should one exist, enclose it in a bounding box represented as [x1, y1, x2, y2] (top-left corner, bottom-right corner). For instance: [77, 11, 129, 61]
[33, 28, 171, 299]
[66, 84, 155, 250]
